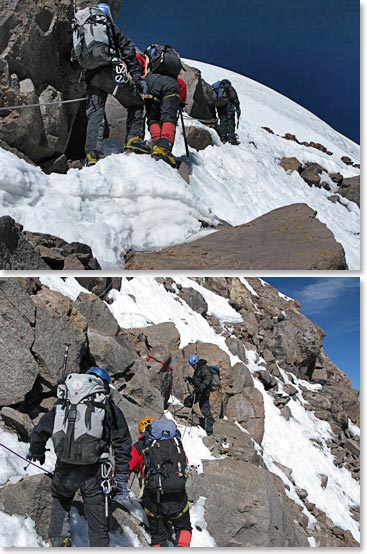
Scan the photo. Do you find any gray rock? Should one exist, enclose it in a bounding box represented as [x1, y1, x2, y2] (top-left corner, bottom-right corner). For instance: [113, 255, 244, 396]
[0, 474, 52, 540]
[0, 279, 40, 405]
[300, 164, 323, 186]
[128, 322, 180, 352]
[225, 336, 247, 363]
[226, 388, 264, 444]
[0, 407, 34, 441]
[198, 459, 308, 546]
[87, 330, 138, 378]
[329, 172, 343, 185]
[178, 287, 208, 317]
[0, 216, 49, 270]
[125, 204, 347, 270]
[225, 362, 254, 394]
[31, 294, 87, 385]
[280, 405, 291, 420]
[180, 64, 214, 122]
[75, 292, 120, 336]
[283, 384, 298, 396]
[280, 157, 302, 173]
[296, 488, 308, 500]
[320, 474, 328, 489]
[186, 126, 214, 151]
[338, 176, 360, 207]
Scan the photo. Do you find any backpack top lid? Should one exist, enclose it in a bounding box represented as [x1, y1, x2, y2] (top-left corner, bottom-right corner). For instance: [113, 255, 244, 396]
[64, 373, 107, 404]
[146, 419, 180, 441]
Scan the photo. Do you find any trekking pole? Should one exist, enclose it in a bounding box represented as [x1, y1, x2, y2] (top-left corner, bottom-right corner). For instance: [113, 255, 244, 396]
[179, 107, 190, 157]
[59, 343, 70, 383]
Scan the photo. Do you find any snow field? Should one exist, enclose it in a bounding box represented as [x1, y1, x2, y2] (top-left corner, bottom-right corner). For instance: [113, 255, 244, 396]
[0, 59, 360, 268]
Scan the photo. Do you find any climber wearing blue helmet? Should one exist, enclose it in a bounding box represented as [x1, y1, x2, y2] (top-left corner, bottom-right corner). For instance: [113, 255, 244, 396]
[96, 2, 113, 19]
[86, 366, 111, 385]
[28, 364, 132, 547]
[187, 355, 215, 435]
[72, 1, 150, 165]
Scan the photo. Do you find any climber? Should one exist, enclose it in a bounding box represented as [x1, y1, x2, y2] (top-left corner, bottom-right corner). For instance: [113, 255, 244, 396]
[71, 2, 150, 165]
[143, 44, 187, 168]
[26, 367, 132, 547]
[129, 417, 192, 547]
[210, 79, 241, 145]
[187, 354, 215, 435]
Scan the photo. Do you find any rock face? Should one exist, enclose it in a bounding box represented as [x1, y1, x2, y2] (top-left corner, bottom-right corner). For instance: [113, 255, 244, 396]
[0, 277, 360, 547]
[0, 216, 101, 270]
[0, 0, 123, 164]
[125, 204, 347, 270]
[338, 176, 360, 207]
[198, 459, 309, 547]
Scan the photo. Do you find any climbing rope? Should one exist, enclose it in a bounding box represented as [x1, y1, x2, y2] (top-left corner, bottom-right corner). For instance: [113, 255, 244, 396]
[0, 97, 87, 112]
[0, 442, 53, 478]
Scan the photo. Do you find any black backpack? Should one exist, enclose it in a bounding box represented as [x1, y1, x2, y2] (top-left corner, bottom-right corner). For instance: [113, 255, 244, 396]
[208, 365, 221, 391]
[146, 44, 183, 78]
[143, 420, 187, 502]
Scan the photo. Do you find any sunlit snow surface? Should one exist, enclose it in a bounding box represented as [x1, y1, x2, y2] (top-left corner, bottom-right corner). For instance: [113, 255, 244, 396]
[0, 59, 360, 268]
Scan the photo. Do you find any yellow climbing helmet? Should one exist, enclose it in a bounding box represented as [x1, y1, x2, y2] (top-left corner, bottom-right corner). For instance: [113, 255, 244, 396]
[138, 416, 156, 434]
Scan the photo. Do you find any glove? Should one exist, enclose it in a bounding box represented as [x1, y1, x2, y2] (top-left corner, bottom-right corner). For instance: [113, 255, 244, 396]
[236, 108, 241, 118]
[115, 473, 130, 503]
[195, 385, 204, 396]
[179, 102, 186, 110]
[184, 376, 193, 385]
[26, 451, 45, 465]
[135, 79, 148, 95]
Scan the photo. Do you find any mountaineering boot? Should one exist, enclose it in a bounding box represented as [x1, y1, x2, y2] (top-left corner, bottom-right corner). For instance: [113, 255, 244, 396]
[124, 135, 151, 154]
[228, 137, 241, 145]
[86, 151, 100, 167]
[49, 537, 72, 547]
[151, 138, 177, 169]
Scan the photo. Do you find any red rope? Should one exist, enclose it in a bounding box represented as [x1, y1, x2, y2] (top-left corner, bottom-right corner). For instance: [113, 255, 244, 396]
[145, 354, 174, 372]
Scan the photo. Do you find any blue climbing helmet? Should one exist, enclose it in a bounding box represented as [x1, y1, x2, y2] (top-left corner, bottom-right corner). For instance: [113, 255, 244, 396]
[96, 3, 113, 19]
[189, 354, 200, 367]
[86, 367, 111, 385]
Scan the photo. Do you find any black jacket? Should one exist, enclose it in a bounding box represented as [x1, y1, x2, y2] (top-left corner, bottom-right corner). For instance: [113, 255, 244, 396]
[85, 20, 141, 83]
[30, 400, 132, 475]
[192, 359, 213, 394]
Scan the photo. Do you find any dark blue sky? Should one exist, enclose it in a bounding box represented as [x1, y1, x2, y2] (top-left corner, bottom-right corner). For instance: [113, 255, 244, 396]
[264, 278, 360, 391]
[118, 0, 359, 142]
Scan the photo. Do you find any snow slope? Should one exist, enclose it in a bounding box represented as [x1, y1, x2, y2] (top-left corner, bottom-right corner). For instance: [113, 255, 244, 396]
[0, 60, 360, 268]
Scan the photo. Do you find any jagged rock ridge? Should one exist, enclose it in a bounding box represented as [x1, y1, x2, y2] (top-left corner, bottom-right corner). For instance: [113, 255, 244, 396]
[0, 277, 360, 547]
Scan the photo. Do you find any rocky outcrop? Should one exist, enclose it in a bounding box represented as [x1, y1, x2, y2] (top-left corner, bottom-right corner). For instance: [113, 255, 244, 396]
[197, 459, 309, 547]
[0, 277, 359, 547]
[0, 216, 101, 270]
[125, 204, 347, 270]
[338, 176, 360, 207]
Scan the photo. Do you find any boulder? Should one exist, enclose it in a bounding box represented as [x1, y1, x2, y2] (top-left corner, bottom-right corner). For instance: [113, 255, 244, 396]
[186, 126, 214, 151]
[75, 292, 120, 336]
[87, 330, 138, 377]
[178, 287, 208, 316]
[127, 322, 180, 352]
[207, 419, 261, 464]
[279, 157, 302, 173]
[0, 407, 34, 441]
[0, 279, 41, 405]
[226, 387, 264, 444]
[197, 459, 309, 546]
[75, 277, 122, 299]
[225, 362, 254, 394]
[0, 475, 52, 540]
[329, 172, 343, 185]
[225, 336, 247, 363]
[338, 176, 360, 207]
[0, 216, 49, 270]
[31, 294, 87, 385]
[125, 204, 347, 270]
[300, 164, 323, 186]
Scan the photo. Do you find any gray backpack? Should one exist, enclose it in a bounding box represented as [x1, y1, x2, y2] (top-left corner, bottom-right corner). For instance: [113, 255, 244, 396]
[52, 373, 109, 465]
[72, 7, 117, 70]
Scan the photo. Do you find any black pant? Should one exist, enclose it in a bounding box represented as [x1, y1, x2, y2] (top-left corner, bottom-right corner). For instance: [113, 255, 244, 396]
[146, 506, 192, 547]
[48, 462, 108, 547]
[85, 67, 145, 154]
[217, 103, 236, 142]
[145, 73, 180, 126]
[198, 390, 214, 433]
